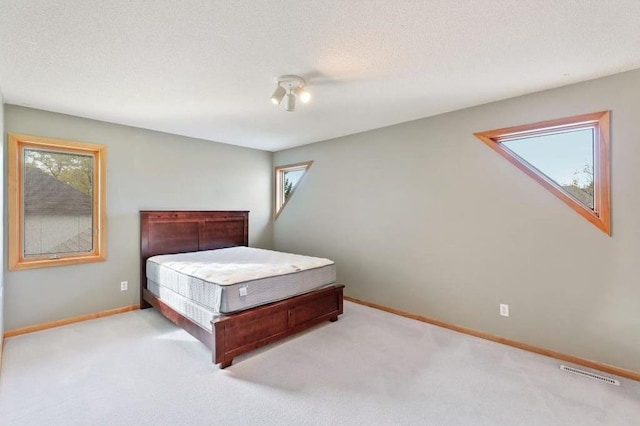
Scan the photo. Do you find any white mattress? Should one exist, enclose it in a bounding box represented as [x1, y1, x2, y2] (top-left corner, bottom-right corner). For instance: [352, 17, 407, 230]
[147, 246, 336, 314]
[147, 280, 216, 332]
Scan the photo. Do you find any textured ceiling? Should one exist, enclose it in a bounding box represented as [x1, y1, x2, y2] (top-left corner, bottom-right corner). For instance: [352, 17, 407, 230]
[1, 1, 639, 152]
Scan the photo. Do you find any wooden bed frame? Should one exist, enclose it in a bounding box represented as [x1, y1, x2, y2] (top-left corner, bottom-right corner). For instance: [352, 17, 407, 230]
[140, 210, 344, 368]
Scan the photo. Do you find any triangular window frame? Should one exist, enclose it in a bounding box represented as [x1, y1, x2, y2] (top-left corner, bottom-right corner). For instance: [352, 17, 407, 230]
[274, 161, 313, 220]
[474, 111, 611, 235]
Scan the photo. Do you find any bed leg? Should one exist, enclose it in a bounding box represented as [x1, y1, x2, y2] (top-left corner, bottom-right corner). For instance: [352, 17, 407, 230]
[329, 316, 338, 322]
[219, 359, 233, 369]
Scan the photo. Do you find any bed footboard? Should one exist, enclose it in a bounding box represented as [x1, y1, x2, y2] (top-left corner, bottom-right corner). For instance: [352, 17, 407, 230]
[213, 285, 344, 368]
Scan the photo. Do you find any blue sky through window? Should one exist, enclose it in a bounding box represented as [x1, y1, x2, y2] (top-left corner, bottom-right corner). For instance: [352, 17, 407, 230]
[501, 128, 594, 187]
[284, 169, 305, 187]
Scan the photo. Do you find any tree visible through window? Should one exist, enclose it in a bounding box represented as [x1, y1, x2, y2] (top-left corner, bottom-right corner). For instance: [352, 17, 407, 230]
[474, 111, 610, 235]
[9, 134, 107, 270]
[23, 149, 94, 257]
[275, 161, 313, 219]
[283, 168, 306, 201]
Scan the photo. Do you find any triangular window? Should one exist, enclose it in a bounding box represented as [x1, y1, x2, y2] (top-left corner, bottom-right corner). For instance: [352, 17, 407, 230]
[274, 161, 313, 219]
[474, 111, 610, 235]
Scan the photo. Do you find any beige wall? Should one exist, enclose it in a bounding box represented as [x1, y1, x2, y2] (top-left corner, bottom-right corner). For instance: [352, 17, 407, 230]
[4, 106, 273, 330]
[273, 69, 640, 372]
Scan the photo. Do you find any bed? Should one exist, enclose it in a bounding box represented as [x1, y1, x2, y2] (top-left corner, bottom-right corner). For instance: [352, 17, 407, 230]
[140, 210, 344, 368]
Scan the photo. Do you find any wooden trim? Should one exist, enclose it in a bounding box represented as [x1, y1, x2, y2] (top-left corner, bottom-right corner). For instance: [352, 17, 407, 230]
[274, 160, 313, 220]
[345, 296, 640, 382]
[474, 111, 611, 236]
[474, 111, 608, 140]
[8, 134, 19, 270]
[96, 140, 108, 263]
[595, 111, 611, 235]
[3, 305, 139, 338]
[8, 133, 108, 271]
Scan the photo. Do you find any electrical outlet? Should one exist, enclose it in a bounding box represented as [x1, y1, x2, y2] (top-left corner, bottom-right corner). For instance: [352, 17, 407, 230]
[120, 281, 128, 291]
[500, 303, 509, 317]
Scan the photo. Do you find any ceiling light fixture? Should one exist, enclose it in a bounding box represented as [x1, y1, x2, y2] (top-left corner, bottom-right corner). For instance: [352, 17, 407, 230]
[271, 75, 310, 112]
[270, 85, 286, 105]
[285, 93, 296, 112]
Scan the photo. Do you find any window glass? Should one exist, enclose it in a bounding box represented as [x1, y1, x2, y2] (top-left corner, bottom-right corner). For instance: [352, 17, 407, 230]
[502, 128, 594, 209]
[23, 148, 95, 257]
[283, 169, 305, 202]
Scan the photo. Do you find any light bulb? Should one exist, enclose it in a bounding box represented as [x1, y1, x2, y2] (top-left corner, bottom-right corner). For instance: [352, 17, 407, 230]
[294, 87, 311, 103]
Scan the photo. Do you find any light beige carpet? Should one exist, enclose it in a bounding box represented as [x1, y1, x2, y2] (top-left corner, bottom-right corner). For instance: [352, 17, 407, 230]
[0, 301, 638, 425]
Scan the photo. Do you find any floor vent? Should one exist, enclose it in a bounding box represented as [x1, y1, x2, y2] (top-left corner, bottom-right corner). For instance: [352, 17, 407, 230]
[560, 365, 620, 386]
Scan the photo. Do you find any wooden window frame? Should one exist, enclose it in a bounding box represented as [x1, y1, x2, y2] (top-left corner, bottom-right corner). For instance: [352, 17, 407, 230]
[8, 133, 107, 270]
[274, 161, 313, 220]
[474, 111, 611, 235]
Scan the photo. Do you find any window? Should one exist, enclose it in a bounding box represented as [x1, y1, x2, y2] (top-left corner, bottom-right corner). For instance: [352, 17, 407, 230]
[8, 134, 107, 270]
[274, 161, 313, 219]
[474, 111, 610, 235]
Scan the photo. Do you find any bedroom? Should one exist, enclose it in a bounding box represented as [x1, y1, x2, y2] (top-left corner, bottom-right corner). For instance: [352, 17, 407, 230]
[1, 1, 639, 424]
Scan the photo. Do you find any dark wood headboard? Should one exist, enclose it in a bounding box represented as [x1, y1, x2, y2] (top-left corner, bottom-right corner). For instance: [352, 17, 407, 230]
[140, 210, 249, 308]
